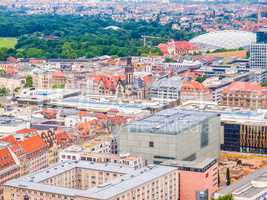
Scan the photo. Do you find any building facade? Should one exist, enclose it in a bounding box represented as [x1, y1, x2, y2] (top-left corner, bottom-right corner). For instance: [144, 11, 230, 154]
[149, 76, 182, 102]
[59, 145, 143, 169]
[4, 161, 178, 200]
[181, 80, 212, 102]
[0, 147, 20, 200]
[18, 135, 48, 173]
[222, 120, 267, 154]
[118, 108, 220, 164]
[220, 81, 267, 109]
[250, 43, 267, 69]
[163, 158, 218, 200]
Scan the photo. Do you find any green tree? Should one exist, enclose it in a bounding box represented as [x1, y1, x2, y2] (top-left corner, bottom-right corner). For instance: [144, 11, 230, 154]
[226, 168, 231, 186]
[52, 83, 65, 89]
[14, 87, 20, 93]
[214, 194, 233, 200]
[196, 75, 208, 83]
[61, 42, 77, 59]
[0, 87, 9, 96]
[218, 172, 220, 187]
[24, 48, 45, 58]
[0, 69, 5, 76]
[246, 51, 250, 59]
[164, 57, 176, 63]
[0, 11, 204, 59]
[24, 75, 33, 88]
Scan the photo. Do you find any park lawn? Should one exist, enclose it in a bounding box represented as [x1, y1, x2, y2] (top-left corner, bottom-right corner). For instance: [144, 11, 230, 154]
[0, 37, 17, 49]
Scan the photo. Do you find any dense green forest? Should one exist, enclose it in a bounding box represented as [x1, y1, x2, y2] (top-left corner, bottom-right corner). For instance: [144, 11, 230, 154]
[0, 11, 202, 59]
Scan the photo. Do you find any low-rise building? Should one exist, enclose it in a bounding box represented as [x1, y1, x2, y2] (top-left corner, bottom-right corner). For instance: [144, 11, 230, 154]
[59, 145, 143, 169]
[4, 161, 178, 200]
[163, 158, 218, 200]
[18, 135, 48, 173]
[149, 76, 182, 102]
[181, 80, 212, 102]
[158, 40, 197, 57]
[220, 81, 267, 109]
[0, 147, 20, 200]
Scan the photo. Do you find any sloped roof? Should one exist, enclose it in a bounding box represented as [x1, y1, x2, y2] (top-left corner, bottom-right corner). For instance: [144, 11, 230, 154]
[181, 81, 209, 92]
[223, 82, 265, 95]
[19, 135, 46, 154]
[0, 147, 16, 170]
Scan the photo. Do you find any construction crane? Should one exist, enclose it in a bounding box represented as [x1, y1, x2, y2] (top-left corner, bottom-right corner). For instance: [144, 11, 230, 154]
[141, 35, 162, 47]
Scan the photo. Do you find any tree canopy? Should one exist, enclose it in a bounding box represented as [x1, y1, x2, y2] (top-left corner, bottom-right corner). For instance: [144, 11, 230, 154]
[214, 194, 234, 200]
[0, 11, 203, 60]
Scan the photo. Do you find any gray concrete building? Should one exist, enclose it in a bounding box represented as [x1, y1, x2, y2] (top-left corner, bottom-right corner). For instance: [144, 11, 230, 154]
[118, 108, 220, 164]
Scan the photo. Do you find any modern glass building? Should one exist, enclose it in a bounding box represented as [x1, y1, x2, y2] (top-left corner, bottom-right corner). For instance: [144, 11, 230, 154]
[257, 27, 267, 43]
[249, 43, 267, 69]
[222, 121, 267, 154]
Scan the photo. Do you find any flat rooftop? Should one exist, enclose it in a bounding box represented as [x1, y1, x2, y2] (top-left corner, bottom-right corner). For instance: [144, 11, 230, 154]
[5, 161, 176, 200]
[180, 101, 267, 124]
[163, 157, 217, 171]
[50, 96, 167, 113]
[126, 108, 218, 135]
[0, 116, 26, 126]
[150, 76, 183, 89]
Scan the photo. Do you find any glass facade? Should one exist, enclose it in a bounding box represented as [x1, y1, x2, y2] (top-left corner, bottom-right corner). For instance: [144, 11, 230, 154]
[222, 123, 240, 152]
[222, 123, 267, 154]
[196, 190, 208, 200]
[257, 31, 267, 43]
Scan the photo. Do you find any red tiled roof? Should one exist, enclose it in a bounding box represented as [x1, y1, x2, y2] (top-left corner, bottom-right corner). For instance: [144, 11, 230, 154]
[158, 40, 196, 56]
[10, 143, 25, 157]
[143, 74, 153, 85]
[16, 128, 37, 135]
[0, 134, 17, 145]
[79, 111, 90, 116]
[173, 41, 196, 50]
[19, 135, 46, 154]
[158, 44, 169, 56]
[182, 81, 209, 92]
[223, 82, 265, 95]
[92, 74, 125, 90]
[52, 71, 65, 78]
[0, 147, 16, 169]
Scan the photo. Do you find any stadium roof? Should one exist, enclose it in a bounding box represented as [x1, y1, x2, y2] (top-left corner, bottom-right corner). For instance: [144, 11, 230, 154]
[190, 30, 256, 50]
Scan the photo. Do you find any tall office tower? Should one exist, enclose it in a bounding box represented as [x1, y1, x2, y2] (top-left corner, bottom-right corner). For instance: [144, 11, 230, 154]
[250, 43, 267, 69]
[250, 28, 267, 69]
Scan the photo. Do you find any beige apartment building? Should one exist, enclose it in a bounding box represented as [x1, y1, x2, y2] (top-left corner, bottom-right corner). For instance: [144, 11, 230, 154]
[4, 161, 178, 200]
